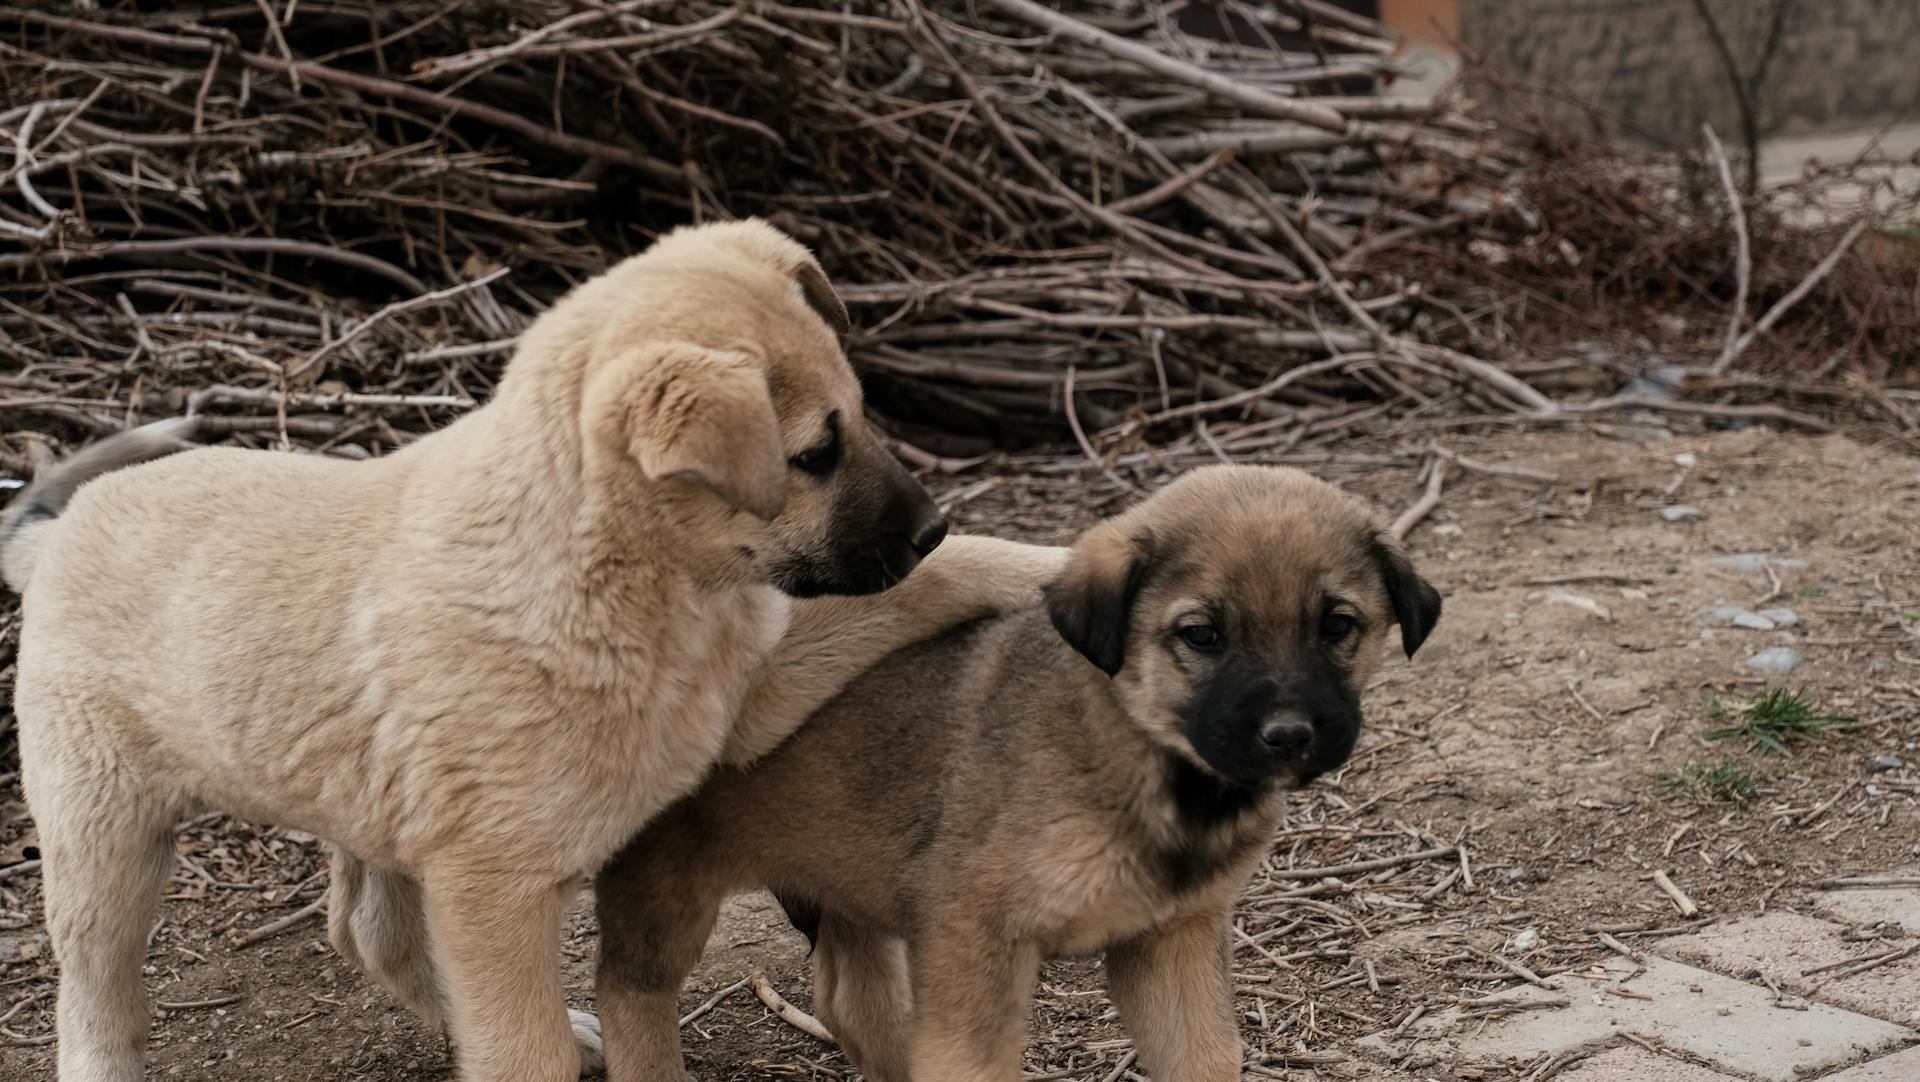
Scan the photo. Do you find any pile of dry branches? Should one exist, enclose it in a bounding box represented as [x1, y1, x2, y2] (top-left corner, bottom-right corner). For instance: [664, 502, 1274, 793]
[0, 0, 1909, 474]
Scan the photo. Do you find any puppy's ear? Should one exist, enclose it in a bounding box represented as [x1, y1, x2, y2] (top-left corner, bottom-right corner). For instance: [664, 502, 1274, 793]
[1368, 533, 1442, 658]
[1045, 525, 1151, 676]
[615, 344, 787, 521]
[701, 218, 850, 335]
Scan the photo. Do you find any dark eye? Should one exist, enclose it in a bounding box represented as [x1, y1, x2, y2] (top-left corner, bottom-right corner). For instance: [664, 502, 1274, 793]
[1321, 612, 1355, 641]
[1179, 624, 1223, 651]
[790, 419, 840, 476]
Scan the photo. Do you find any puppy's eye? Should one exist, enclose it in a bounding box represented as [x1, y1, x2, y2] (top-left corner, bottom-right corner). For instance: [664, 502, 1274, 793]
[790, 423, 840, 476]
[1321, 613, 1355, 641]
[1179, 624, 1223, 651]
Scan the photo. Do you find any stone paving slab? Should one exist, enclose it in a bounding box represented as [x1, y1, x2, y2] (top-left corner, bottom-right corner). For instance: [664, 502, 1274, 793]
[1553, 1046, 1739, 1082]
[1812, 886, 1920, 932]
[1660, 910, 1920, 1025]
[1359, 956, 1913, 1082]
[1820, 1042, 1920, 1081]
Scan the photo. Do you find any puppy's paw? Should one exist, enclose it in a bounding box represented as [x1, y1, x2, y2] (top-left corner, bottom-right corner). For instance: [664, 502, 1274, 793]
[569, 1008, 604, 1076]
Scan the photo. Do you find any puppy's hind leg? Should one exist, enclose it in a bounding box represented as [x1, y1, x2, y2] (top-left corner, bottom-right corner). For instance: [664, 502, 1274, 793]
[810, 911, 913, 1082]
[328, 848, 449, 1034]
[29, 757, 180, 1082]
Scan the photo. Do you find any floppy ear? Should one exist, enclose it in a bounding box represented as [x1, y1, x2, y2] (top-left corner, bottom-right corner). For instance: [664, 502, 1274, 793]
[791, 258, 850, 336]
[1045, 525, 1152, 676]
[1369, 533, 1443, 658]
[619, 343, 787, 521]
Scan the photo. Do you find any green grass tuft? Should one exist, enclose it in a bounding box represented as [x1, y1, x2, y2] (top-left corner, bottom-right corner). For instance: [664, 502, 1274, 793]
[1705, 688, 1856, 756]
[1659, 759, 1761, 804]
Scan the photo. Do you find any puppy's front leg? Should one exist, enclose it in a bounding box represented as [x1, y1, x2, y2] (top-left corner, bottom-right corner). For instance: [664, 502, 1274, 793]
[593, 836, 729, 1082]
[1103, 908, 1241, 1082]
[908, 917, 1042, 1082]
[423, 868, 580, 1082]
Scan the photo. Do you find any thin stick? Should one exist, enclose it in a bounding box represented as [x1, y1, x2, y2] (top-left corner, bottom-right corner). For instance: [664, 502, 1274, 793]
[749, 969, 834, 1043]
[679, 976, 750, 1028]
[0, 860, 39, 882]
[233, 895, 326, 947]
[1064, 367, 1139, 493]
[1390, 459, 1446, 541]
[1711, 219, 1871, 373]
[1650, 870, 1700, 917]
[288, 268, 511, 380]
[1269, 845, 1457, 881]
[984, 0, 1348, 132]
[1701, 124, 1750, 367]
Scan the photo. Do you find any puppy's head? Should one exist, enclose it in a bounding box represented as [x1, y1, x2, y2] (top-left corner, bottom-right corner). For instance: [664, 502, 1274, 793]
[1045, 465, 1441, 788]
[580, 219, 945, 597]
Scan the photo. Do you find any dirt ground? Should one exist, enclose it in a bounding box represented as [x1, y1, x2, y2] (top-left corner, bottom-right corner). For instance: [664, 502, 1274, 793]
[3, 423, 1918, 1081]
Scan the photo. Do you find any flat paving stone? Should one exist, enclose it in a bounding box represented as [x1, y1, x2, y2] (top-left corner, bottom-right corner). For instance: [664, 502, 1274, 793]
[1820, 1042, 1920, 1081]
[1360, 955, 1912, 1082]
[1660, 910, 1920, 1024]
[1553, 1046, 1740, 1082]
[1813, 886, 1920, 932]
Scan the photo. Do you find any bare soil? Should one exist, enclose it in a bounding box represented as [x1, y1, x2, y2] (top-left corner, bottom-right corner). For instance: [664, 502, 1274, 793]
[3, 425, 1918, 1081]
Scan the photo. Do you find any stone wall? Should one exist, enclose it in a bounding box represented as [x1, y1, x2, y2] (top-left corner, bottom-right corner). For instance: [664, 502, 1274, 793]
[1458, 0, 1920, 143]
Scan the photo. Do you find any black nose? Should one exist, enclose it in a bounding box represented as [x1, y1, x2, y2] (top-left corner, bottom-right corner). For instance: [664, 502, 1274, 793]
[1259, 714, 1312, 760]
[909, 514, 948, 558]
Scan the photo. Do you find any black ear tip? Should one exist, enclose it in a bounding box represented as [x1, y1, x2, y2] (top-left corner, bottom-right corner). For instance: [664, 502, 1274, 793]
[1399, 578, 1443, 658]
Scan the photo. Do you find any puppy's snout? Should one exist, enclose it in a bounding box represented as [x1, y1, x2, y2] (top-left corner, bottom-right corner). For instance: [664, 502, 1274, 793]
[909, 514, 948, 558]
[1258, 710, 1313, 761]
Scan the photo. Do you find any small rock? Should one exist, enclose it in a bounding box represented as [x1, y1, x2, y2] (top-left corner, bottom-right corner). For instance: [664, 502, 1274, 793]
[1662, 505, 1704, 523]
[1506, 928, 1540, 952]
[1869, 754, 1905, 774]
[1706, 553, 1808, 572]
[1755, 607, 1800, 629]
[1703, 606, 1776, 630]
[1432, 522, 1462, 538]
[1716, 1005, 1732, 1017]
[1747, 646, 1803, 674]
[1674, 452, 1698, 467]
[1505, 866, 1536, 885]
[1539, 589, 1611, 622]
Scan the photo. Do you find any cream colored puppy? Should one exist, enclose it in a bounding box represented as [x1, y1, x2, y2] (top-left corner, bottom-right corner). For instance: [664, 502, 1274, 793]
[0, 220, 1001, 1082]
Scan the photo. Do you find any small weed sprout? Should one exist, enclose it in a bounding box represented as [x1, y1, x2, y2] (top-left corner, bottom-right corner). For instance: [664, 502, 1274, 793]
[1660, 759, 1760, 804]
[1705, 688, 1856, 756]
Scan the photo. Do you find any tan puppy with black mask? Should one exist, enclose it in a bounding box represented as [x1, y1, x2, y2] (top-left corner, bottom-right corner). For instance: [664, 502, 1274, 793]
[594, 464, 1443, 1082]
[1, 220, 988, 1082]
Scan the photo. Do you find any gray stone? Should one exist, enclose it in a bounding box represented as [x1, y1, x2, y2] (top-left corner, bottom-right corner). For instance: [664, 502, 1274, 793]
[1812, 886, 1920, 931]
[1703, 606, 1777, 630]
[1360, 955, 1912, 1082]
[1756, 607, 1802, 629]
[1663, 506, 1705, 523]
[1870, 755, 1906, 774]
[1706, 554, 1808, 573]
[1747, 647, 1803, 674]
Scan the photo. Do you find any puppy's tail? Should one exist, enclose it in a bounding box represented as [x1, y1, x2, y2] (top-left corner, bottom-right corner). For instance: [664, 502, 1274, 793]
[1, 417, 197, 592]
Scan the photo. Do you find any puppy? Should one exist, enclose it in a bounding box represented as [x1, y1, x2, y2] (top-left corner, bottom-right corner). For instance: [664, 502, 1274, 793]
[2, 220, 958, 1082]
[594, 464, 1442, 1082]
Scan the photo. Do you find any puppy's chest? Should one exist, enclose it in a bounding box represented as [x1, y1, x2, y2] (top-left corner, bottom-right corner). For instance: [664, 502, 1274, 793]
[1018, 804, 1272, 958]
[562, 588, 790, 833]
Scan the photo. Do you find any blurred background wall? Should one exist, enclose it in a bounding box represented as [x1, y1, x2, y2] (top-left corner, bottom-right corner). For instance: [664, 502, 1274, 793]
[1366, 1, 1919, 143]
